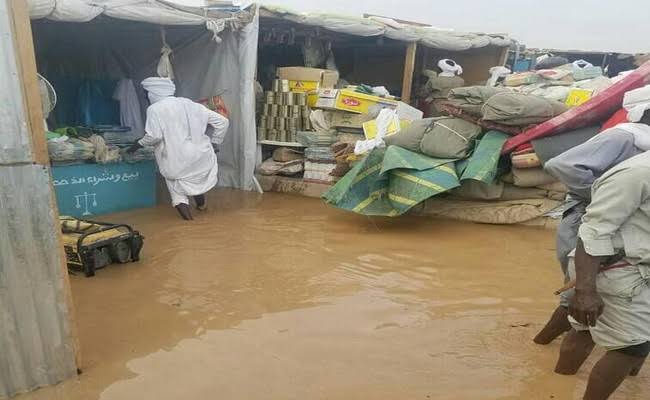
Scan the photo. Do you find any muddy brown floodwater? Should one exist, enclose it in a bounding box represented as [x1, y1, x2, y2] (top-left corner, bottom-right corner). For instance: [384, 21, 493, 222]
[14, 190, 648, 400]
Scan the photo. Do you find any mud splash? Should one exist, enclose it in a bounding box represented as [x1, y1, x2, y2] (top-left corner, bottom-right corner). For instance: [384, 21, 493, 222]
[15, 190, 648, 399]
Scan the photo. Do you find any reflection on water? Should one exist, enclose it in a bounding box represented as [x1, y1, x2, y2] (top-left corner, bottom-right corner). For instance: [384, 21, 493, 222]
[15, 190, 647, 400]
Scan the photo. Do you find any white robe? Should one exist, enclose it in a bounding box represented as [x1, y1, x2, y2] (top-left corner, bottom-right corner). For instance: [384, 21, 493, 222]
[138, 96, 229, 205]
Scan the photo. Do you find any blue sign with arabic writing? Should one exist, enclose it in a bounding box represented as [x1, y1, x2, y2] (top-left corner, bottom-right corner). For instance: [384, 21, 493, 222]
[51, 161, 157, 217]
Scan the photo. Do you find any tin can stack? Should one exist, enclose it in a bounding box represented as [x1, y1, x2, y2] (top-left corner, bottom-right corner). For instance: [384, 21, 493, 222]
[258, 80, 313, 142]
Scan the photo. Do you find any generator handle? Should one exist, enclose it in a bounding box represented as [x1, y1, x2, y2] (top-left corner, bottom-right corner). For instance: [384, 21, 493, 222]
[75, 223, 136, 254]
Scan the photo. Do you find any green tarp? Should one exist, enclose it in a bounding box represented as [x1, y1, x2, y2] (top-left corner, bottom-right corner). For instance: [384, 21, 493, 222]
[323, 131, 509, 217]
[460, 130, 510, 183]
[323, 146, 458, 216]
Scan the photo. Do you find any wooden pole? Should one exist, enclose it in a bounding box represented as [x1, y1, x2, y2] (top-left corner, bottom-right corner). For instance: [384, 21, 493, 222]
[8, 0, 49, 164]
[7, 0, 82, 371]
[401, 42, 417, 104]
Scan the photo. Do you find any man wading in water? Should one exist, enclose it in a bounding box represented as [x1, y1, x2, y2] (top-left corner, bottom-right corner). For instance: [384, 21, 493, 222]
[128, 77, 229, 220]
[553, 149, 650, 399]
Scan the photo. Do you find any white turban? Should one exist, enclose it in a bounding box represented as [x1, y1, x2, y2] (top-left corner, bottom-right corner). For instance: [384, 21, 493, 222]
[141, 77, 176, 103]
[623, 84, 650, 122]
[438, 59, 463, 77]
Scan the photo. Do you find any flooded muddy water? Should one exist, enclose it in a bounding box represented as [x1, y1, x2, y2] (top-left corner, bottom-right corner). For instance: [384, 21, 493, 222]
[15, 190, 648, 399]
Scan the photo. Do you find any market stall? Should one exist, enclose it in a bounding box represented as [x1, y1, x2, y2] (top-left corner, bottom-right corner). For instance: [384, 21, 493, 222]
[27, 0, 259, 217]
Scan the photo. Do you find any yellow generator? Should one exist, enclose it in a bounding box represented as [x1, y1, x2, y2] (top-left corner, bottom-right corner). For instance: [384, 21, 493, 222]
[59, 217, 144, 277]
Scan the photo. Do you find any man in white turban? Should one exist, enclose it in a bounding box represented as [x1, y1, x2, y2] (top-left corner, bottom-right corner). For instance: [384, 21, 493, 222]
[128, 77, 229, 220]
[438, 59, 463, 77]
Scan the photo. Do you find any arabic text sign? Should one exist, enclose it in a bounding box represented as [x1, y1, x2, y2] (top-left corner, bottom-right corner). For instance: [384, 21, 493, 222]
[51, 161, 156, 217]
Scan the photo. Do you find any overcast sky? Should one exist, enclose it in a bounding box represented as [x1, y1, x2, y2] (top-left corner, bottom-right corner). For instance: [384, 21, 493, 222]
[255, 0, 648, 54]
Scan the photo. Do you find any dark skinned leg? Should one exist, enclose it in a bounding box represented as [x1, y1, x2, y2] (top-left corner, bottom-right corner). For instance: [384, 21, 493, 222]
[583, 351, 643, 400]
[194, 195, 207, 211]
[534, 306, 572, 344]
[555, 329, 595, 375]
[629, 356, 646, 376]
[175, 204, 193, 220]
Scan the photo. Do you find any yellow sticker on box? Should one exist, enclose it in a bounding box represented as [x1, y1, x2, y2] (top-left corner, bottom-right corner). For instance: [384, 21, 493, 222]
[288, 80, 320, 93]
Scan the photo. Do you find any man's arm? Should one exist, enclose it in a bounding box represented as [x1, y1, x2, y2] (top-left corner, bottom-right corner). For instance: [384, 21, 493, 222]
[129, 108, 163, 152]
[571, 239, 606, 326]
[545, 131, 632, 199]
[205, 108, 229, 145]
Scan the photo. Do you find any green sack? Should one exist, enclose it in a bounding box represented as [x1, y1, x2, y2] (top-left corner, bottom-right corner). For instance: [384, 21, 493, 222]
[419, 117, 482, 159]
[482, 92, 568, 126]
[447, 86, 507, 115]
[384, 118, 435, 152]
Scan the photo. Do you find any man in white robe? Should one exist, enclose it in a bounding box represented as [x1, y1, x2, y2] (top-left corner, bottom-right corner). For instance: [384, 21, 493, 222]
[128, 77, 229, 220]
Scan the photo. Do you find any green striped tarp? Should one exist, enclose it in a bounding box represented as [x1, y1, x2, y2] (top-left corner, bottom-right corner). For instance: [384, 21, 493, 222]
[323, 145, 458, 216]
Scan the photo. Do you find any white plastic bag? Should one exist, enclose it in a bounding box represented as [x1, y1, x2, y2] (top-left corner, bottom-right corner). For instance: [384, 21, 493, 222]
[354, 108, 398, 155]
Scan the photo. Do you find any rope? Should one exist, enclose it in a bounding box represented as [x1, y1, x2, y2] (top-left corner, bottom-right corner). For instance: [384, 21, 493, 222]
[434, 121, 469, 143]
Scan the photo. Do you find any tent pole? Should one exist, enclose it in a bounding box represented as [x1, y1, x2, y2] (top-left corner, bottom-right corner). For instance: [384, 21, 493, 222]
[401, 42, 417, 104]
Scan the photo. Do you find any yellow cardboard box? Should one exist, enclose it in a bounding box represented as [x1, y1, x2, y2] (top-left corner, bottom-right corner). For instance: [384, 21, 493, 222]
[335, 89, 398, 114]
[310, 89, 398, 114]
[363, 119, 411, 140]
[565, 88, 593, 107]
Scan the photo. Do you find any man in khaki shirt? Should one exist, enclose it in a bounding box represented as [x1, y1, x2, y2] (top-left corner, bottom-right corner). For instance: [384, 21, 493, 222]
[554, 150, 650, 399]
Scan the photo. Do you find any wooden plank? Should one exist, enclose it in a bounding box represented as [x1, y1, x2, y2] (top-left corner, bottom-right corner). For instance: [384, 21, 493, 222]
[401, 42, 417, 104]
[6, 0, 81, 371]
[8, 0, 49, 165]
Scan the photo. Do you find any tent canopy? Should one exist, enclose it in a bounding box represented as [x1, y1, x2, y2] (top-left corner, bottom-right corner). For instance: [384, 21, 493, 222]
[27, 0, 259, 191]
[260, 5, 513, 52]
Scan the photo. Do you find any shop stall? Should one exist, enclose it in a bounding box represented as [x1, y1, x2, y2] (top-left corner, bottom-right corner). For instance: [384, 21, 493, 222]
[254, 6, 513, 195]
[27, 0, 259, 217]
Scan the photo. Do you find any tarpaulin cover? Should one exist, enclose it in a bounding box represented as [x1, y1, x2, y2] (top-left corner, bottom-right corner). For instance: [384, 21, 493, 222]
[459, 130, 509, 183]
[30, 8, 259, 190]
[261, 5, 513, 51]
[28, 0, 212, 24]
[323, 145, 458, 216]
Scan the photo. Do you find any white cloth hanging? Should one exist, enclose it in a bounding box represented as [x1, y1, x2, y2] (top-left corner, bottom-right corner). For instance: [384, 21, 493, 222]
[112, 79, 145, 139]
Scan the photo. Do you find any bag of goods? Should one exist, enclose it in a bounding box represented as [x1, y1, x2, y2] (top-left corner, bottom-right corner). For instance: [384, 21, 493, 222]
[451, 180, 504, 201]
[511, 151, 541, 169]
[572, 60, 604, 81]
[383, 118, 434, 152]
[511, 167, 558, 188]
[258, 158, 303, 176]
[273, 147, 303, 162]
[534, 56, 569, 70]
[304, 161, 337, 183]
[482, 92, 568, 126]
[419, 117, 482, 159]
[47, 137, 95, 162]
[421, 70, 465, 99]
[447, 86, 507, 115]
[504, 72, 541, 87]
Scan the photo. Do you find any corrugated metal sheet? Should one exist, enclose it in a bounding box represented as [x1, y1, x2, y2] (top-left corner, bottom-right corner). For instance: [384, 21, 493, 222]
[0, 165, 77, 398]
[0, 0, 32, 164]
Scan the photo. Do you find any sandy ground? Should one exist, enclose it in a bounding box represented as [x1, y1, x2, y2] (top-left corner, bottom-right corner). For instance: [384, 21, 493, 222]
[13, 190, 648, 400]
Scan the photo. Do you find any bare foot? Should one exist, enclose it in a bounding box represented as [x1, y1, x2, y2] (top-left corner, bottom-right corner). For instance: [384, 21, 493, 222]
[175, 204, 193, 220]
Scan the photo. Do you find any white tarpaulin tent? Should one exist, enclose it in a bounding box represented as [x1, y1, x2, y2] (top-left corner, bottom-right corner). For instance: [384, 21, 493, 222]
[27, 0, 259, 191]
[260, 5, 513, 51]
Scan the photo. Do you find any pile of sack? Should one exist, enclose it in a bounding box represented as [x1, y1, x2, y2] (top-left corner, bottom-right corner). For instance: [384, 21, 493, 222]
[446, 86, 568, 128]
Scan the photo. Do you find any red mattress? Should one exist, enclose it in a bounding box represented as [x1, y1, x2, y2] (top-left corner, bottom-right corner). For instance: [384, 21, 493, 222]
[502, 61, 650, 154]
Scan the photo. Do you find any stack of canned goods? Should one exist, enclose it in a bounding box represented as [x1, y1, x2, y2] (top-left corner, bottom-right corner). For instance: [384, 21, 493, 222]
[258, 79, 313, 142]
